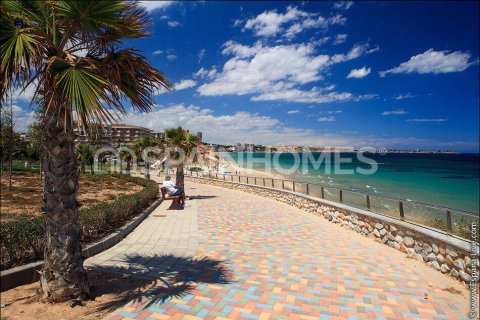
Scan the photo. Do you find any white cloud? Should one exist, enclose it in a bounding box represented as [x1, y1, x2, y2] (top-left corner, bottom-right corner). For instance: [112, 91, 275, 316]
[198, 49, 206, 62]
[382, 109, 407, 115]
[252, 87, 353, 103]
[167, 54, 177, 61]
[407, 118, 448, 122]
[5, 105, 36, 132]
[347, 66, 371, 79]
[287, 110, 300, 114]
[167, 21, 180, 28]
[243, 6, 310, 37]
[320, 110, 343, 114]
[197, 41, 377, 103]
[12, 82, 37, 102]
[330, 44, 379, 63]
[380, 49, 473, 77]
[284, 15, 346, 39]
[174, 79, 197, 90]
[152, 50, 164, 56]
[121, 104, 473, 149]
[354, 94, 378, 101]
[318, 116, 336, 122]
[394, 93, 414, 100]
[233, 19, 243, 27]
[333, 1, 354, 10]
[138, 1, 174, 12]
[194, 67, 218, 79]
[242, 6, 346, 39]
[333, 34, 347, 45]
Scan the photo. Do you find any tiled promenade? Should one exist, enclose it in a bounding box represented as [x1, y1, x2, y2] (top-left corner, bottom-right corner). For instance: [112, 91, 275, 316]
[100, 178, 469, 320]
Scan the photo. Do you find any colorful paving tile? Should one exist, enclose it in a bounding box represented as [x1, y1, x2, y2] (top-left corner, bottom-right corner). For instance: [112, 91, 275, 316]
[105, 182, 469, 319]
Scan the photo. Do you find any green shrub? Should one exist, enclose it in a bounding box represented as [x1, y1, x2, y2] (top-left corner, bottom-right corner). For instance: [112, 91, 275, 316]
[0, 174, 158, 270]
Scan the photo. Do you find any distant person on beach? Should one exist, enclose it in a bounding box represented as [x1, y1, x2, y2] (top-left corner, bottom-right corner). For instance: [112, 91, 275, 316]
[163, 175, 185, 208]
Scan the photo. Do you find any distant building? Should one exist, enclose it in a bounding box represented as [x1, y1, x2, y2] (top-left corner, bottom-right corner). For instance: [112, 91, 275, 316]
[74, 124, 112, 146]
[152, 131, 165, 140]
[244, 143, 254, 151]
[110, 124, 152, 146]
[235, 143, 244, 152]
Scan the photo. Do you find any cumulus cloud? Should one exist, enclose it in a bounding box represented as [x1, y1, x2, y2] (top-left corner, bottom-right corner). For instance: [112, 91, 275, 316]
[380, 49, 473, 77]
[407, 118, 448, 122]
[197, 41, 378, 103]
[138, 1, 174, 12]
[174, 79, 197, 90]
[382, 109, 407, 115]
[242, 6, 346, 39]
[347, 66, 371, 79]
[11, 82, 37, 102]
[194, 67, 218, 79]
[394, 93, 414, 100]
[287, 110, 300, 114]
[5, 104, 36, 132]
[333, 34, 347, 45]
[152, 50, 163, 56]
[252, 87, 353, 104]
[167, 54, 177, 61]
[121, 104, 472, 149]
[333, 1, 354, 10]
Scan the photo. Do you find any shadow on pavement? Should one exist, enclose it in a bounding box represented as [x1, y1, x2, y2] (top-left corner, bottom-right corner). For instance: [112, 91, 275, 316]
[188, 195, 217, 200]
[87, 254, 234, 314]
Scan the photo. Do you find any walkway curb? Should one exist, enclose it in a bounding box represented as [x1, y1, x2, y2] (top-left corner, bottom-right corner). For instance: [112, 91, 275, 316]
[0, 197, 162, 292]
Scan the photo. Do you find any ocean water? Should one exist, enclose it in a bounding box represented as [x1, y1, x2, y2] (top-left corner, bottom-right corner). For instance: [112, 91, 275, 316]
[221, 152, 479, 214]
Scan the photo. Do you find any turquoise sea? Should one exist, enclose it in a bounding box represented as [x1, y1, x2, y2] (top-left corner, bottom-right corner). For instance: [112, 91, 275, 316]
[221, 152, 479, 214]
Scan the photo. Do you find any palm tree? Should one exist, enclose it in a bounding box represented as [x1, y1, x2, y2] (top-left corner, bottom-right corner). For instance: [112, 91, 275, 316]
[0, 1, 172, 302]
[75, 143, 92, 174]
[133, 136, 160, 179]
[164, 127, 200, 189]
[118, 149, 132, 174]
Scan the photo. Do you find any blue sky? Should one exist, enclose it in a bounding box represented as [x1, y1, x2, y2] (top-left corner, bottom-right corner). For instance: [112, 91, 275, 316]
[12, 1, 480, 151]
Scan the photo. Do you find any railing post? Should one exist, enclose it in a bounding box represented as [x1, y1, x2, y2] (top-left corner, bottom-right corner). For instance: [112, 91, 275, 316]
[238, 175, 241, 183]
[282, 180, 285, 189]
[321, 187, 324, 199]
[366, 195, 370, 211]
[446, 210, 452, 235]
[293, 181, 296, 192]
[215, 173, 218, 179]
[254, 177, 257, 185]
[263, 178, 265, 186]
[231, 175, 233, 182]
[399, 201, 404, 220]
[339, 189, 343, 203]
[306, 183, 309, 195]
[223, 174, 226, 181]
[208, 172, 211, 179]
[272, 179, 274, 188]
[247, 177, 249, 184]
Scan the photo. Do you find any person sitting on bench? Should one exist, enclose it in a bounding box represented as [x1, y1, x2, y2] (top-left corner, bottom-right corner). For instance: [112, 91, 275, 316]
[162, 175, 185, 208]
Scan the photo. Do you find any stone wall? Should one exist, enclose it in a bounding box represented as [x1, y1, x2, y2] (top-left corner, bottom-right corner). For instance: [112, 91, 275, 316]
[186, 176, 474, 286]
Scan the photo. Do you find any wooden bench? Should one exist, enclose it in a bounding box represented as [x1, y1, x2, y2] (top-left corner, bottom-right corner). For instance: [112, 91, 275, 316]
[160, 187, 180, 210]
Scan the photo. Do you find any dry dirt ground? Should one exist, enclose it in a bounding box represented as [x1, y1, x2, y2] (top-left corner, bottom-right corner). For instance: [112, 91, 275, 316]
[0, 270, 157, 320]
[1, 173, 142, 222]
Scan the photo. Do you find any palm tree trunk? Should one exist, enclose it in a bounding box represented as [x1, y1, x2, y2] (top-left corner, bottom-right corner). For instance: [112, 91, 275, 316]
[176, 164, 184, 189]
[39, 107, 89, 302]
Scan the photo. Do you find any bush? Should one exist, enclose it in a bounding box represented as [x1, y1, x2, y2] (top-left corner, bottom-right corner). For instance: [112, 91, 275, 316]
[0, 174, 158, 270]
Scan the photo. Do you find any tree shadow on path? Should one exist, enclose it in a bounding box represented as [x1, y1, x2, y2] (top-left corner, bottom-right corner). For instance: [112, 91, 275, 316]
[87, 254, 234, 314]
